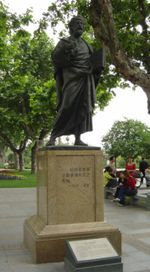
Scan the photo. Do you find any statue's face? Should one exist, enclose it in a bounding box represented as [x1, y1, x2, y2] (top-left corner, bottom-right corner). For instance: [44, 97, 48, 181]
[70, 19, 84, 37]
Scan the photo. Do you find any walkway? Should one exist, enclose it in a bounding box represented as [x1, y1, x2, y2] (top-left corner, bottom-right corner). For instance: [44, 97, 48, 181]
[0, 187, 150, 272]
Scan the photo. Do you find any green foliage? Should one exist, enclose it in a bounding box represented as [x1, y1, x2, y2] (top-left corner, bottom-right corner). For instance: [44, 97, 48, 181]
[115, 156, 126, 169]
[102, 119, 150, 160]
[112, 0, 150, 70]
[0, 2, 56, 152]
[96, 85, 113, 109]
[45, 0, 90, 30]
[140, 131, 150, 158]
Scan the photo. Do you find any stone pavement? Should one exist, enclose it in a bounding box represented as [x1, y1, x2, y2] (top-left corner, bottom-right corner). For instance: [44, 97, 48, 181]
[0, 186, 150, 272]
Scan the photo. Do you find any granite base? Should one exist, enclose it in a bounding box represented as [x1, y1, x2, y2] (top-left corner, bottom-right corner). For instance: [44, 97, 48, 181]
[24, 215, 121, 263]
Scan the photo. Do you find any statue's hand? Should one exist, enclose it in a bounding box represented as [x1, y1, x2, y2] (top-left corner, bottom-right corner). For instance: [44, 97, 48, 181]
[63, 40, 77, 57]
[64, 42, 74, 53]
[52, 39, 77, 68]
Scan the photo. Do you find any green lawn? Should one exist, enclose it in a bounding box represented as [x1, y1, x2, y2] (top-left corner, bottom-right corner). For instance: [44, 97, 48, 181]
[0, 170, 36, 188]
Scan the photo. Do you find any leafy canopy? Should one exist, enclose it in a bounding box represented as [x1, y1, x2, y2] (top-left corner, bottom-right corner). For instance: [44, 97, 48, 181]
[0, 1, 56, 151]
[102, 119, 150, 160]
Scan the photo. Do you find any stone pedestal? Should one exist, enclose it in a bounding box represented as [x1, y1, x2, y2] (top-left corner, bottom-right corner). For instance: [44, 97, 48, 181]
[24, 147, 121, 263]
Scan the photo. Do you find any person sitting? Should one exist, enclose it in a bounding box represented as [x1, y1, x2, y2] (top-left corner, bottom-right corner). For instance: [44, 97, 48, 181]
[103, 166, 118, 188]
[113, 171, 126, 200]
[113, 171, 137, 206]
[107, 156, 116, 176]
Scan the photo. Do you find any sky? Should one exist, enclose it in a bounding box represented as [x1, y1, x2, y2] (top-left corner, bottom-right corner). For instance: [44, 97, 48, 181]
[4, 0, 150, 146]
[5, 0, 50, 19]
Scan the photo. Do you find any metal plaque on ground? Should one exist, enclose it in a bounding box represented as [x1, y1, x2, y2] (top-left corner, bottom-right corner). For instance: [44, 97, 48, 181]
[64, 237, 123, 272]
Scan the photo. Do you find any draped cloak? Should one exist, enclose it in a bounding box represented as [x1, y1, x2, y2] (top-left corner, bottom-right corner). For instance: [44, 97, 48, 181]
[51, 37, 97, 138]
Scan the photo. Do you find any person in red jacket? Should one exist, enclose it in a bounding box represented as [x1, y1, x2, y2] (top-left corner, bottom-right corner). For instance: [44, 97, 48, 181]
[125, 157, 136, 174]
[114, 171, 137, 206]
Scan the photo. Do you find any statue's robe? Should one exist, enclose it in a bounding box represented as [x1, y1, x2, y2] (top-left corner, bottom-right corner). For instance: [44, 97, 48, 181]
[51, 36, 100, 138]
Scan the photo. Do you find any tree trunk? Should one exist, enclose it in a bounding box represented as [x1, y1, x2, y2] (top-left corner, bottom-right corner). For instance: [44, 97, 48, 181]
[18, 151, 24, 172]
[0, 151, 5, 164]
[31, 141, 38, 174]
[89, 0, 150, 112]
[14, 152, 19, 170]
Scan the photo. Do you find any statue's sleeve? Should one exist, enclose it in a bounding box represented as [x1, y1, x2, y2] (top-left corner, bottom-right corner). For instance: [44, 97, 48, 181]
[51, 39, 75, 110]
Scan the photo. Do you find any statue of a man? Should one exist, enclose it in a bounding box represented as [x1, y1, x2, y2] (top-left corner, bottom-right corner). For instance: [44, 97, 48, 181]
[46, 15, 103, 146]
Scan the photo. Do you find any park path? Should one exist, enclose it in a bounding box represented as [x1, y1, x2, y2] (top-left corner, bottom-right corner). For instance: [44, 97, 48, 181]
[0, 187, 150, 272]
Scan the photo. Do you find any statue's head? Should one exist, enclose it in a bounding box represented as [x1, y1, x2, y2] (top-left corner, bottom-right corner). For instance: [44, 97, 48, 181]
[68, 15, 85, 37]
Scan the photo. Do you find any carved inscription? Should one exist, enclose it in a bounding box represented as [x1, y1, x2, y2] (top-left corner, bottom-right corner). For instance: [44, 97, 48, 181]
[62, 167, 91, 188]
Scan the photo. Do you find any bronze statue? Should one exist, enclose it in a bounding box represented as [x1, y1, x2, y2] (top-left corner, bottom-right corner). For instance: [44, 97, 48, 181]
[46, 15, 104, 146]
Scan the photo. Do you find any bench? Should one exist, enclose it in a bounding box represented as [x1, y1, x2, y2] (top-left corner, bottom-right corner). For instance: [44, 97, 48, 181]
[134, 194, 150, 210]
[104, 187, 150, 210]
[104, 187, 116, 199]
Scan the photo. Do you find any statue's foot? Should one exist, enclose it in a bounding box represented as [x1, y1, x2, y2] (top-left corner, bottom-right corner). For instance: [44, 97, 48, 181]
[45, 137, 55, 146]
[74, 140, 88, 146]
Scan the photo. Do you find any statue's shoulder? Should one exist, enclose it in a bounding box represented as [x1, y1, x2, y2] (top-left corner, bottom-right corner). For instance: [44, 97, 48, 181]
[61, 37, 70, 42]
[57, 37, 70, 45]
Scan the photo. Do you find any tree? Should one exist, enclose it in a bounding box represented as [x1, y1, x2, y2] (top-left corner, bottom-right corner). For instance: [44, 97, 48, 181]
[102, 119, 150, 160]
[0, 2, 56, 172]
[140, 131, 150, 159]
[44, 0, 150, 112]
[0, 2, 33, 170]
